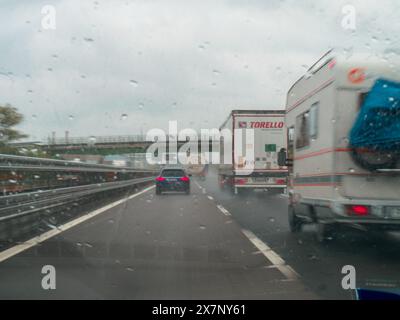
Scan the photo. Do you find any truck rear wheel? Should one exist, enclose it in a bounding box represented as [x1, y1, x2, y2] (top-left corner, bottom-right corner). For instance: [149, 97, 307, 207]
[288, 206, 302, 233]
[314, 223, 336, 243]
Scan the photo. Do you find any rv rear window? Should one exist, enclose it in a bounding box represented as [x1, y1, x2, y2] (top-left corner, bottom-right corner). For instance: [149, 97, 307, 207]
[295, 112, 310, 149]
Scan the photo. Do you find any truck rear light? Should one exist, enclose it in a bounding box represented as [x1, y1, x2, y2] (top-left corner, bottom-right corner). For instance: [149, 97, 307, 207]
[275, 179, 286, 185]
[155, 176, 166, 182]
[347, 205, 369, 216]
[234, 178, 248, 185]
[180, 176, 190, 182]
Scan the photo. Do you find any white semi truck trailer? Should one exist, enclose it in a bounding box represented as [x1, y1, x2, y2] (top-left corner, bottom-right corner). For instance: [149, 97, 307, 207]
[218, 110, 288, 194]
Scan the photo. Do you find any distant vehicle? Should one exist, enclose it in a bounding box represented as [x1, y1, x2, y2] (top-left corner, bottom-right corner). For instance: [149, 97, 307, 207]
[218, 110, 288, 194]
[186, 154, 208, 180]
[284, 50, 400, 242]
[155, 168, 191, 195]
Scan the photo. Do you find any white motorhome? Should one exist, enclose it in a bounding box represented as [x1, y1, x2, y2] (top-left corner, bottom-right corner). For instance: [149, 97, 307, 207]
[284, 50, 400, 241]
[218, 110, 288, 194]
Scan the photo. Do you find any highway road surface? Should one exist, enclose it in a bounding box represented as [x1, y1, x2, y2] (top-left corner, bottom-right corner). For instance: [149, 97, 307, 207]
[0, 170, 399, 299]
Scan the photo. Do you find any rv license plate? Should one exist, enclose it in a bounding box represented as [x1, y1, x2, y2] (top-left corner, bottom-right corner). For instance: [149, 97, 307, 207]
[386, 207, 400, 219]
[255, 177, 265, 182]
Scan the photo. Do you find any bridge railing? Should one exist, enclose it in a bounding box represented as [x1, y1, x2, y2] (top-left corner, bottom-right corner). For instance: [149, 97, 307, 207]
[49, 134, 220, 145]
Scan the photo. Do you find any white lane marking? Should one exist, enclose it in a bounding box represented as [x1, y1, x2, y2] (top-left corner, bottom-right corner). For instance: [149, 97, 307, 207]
[194, 181, 202, 189]
[0, 185, 155, 263]
[241, 229, 300, 281]
[207, 195, 214, 200]
[216, 204, 231, 216]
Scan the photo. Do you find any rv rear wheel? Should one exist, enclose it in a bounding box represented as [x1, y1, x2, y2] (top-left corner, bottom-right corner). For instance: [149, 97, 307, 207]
[288, 206, 302, 233]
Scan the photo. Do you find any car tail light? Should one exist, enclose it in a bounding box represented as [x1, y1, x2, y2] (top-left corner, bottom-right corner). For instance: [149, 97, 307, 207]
[180, 176, 190, 182]
[275, 179, 286, 185]
[347, 205, 369, 216]
[155, 176, 166, 182]
[234, 178, 247, 185]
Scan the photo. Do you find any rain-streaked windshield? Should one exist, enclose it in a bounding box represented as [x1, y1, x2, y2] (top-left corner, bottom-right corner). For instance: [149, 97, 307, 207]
[0, 0, 400, 305]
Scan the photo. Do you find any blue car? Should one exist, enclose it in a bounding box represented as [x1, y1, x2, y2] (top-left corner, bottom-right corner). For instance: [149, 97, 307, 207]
[155, 168, 191, 195]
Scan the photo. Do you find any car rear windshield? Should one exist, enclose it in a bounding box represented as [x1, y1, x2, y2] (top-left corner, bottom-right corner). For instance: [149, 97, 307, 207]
[161, 170, 185, 177]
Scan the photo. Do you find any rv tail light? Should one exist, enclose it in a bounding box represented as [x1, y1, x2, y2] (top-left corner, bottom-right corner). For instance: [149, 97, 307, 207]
[275, 179, 286, 185]
[180, 176, 190, 182]
[347, 205, 369, 216]
[234, 178, 248, 185]
[155, 176, 166, 182]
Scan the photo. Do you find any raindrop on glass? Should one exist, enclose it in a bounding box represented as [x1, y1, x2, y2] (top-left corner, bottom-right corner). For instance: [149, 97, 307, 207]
[129, 80, 138, 87]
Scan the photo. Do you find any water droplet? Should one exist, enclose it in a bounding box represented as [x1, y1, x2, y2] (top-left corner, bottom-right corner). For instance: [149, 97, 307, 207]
[129, 80, 138, 87]
[89, 136, 97, 143]
[83, 37, 94, 42]
[32, 114, 37, 120]
[349, 168, 355, 173]
[308, 254, 319, 261]
[213, 69, 220, 76]
[268, 217, 275, 223]
[199, 225, 206, 230]
[138, 103, 144, 110]
[69, 115, 74, 120]
[120, 114, 128, 120]
[125, 267, 135, 272]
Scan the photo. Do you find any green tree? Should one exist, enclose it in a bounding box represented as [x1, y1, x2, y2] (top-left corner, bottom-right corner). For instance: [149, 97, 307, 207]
[0, 104, 28, 143]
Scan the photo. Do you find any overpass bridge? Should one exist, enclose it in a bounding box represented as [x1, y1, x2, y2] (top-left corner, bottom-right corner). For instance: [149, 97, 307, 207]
[41, 134, 220, 156]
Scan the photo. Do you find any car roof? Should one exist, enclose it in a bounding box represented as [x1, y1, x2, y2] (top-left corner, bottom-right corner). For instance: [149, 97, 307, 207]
[160, 167, 186, 171]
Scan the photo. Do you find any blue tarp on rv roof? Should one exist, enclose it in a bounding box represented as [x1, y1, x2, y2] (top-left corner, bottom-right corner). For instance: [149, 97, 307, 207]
[350, 78, 400, 150]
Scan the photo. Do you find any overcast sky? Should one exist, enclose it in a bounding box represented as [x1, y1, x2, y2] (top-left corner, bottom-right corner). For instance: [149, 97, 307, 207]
[0, 0, 399, 141]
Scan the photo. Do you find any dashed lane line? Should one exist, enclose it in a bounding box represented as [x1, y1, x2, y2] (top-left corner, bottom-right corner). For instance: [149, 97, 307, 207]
[216, 204, 231, 216]
[194, 181, 202, 189]
[241, 229, 300, 281]
[190, 180, 299, 281]
[0, 185, 155, 264]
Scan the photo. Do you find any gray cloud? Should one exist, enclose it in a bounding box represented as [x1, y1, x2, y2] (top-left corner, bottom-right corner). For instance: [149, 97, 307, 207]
[0, 0, 399, 141]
